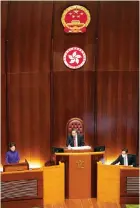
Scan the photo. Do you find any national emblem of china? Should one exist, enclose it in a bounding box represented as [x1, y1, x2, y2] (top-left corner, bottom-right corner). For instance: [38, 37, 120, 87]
[63, 47, 86, 69]
[61, 5, 91, 33]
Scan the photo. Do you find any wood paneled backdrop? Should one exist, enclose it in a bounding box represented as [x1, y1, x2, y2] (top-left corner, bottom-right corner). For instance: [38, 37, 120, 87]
[1, 1, 139, 166]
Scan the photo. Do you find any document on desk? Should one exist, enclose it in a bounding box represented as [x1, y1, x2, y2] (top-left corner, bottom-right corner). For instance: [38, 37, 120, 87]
[69, 146, 91, 150]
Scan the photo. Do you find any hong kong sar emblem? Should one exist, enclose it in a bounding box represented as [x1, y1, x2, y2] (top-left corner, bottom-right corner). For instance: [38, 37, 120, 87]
[63, 47, 86, 69]
[61, 5, 91, 33]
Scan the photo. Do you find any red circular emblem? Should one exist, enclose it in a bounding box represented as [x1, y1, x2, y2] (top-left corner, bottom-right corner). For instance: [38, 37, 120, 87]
[61, 5, 91, 33]
[63, 47, 86, 69]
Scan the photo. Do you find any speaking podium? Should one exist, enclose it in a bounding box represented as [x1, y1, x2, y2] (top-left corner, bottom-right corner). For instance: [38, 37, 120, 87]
[3, 160, 29, 172]
[55, 150, 104, 199]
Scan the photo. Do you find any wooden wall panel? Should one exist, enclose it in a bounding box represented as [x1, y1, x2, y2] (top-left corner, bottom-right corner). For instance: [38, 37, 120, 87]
[52, 1, 98, 147]
[1, 75, 7, 165]
[1, 2, 8, 165]
[7, 1, 53, 73]
[96, 71, 139, 160]
[2, 2, 53, 165]
[1, 1, 8, 74]
[97, 1, 139, 71]
[96, 1, 139, 161]
[53, 1, 99, 71]
[7, 73, 50, 164]
[52, 71, 95, 147]
[1, 1, 139, 166]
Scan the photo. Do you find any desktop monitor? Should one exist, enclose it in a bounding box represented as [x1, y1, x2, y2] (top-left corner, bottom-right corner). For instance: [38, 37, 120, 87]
[52, 147, 64, 153]
[94, 146, 105, 152]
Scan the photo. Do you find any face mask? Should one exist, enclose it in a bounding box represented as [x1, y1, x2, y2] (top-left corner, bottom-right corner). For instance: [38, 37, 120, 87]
[122, 154, 126, 158]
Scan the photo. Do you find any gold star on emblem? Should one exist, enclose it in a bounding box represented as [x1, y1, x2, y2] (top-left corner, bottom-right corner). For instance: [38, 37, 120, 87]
[74, 10, 79, 14]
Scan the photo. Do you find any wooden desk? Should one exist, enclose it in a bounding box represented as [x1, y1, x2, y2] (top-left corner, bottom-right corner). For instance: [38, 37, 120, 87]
[97, 163, 140, 204]
[1, 163, 65, 207]
[3, 161, 29, 172]
[1, 169, 43, 208]
[120, 167, 139, 204]
[56, 152, 104, 199]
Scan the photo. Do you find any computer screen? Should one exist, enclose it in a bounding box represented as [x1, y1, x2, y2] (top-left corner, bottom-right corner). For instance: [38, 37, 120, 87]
[94, 146, 105, 152]
[52, 147, 64, 153]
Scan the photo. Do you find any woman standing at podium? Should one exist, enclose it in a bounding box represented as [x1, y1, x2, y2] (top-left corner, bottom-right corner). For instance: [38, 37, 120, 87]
[6, 142, 20, 164]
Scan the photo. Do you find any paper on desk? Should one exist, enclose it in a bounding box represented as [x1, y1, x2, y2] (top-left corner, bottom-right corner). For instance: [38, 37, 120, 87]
[70, 146, 91, 150]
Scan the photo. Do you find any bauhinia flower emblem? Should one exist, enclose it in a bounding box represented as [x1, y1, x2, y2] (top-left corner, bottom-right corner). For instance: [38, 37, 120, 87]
[68, 51, 82, 64]
[63, 47, 86, 69]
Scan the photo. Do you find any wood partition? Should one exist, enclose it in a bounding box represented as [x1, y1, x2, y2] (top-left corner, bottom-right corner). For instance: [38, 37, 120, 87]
[43, 162, 65, 205]
[97, 163, 140, 204]
[120, 168, 139, 204]
[1, 163, 65, 207]
[1, 169, 43, 208]
[97, 162, 120, 203]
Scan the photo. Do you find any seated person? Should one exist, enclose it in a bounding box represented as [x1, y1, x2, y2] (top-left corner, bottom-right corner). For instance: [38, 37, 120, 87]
[111, 148, 136, 167]
[6, 142, 20, 164]
[66, 129, 85, 147]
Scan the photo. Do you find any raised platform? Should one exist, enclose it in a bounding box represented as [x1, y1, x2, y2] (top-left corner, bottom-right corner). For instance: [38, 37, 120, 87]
[2, 198, 127, 208]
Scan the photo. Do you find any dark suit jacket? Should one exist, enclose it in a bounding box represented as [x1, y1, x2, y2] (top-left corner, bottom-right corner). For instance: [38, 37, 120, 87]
[111, 154, 136, 167]
[66, 134, 85, 147]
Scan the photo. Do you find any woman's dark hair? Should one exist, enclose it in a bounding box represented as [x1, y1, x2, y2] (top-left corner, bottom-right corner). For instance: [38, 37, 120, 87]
[9, 142, 16, 148]
[122, 148, 128, 153]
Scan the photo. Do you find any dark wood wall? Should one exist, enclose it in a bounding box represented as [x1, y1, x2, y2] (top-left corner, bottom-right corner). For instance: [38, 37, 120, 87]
[96, 1, 139, 160]
[1, 1, 139, 165]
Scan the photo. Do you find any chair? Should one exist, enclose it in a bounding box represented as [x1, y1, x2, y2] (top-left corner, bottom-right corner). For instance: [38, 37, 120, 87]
[66, 118, 84, 136]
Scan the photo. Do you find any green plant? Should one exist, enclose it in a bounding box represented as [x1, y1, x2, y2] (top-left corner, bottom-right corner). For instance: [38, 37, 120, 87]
[126, 205, 139, 208]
